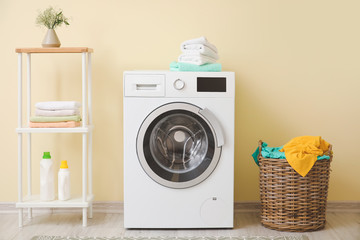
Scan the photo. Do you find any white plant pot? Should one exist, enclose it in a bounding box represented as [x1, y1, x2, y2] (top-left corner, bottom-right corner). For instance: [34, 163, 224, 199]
[42, 29, 61, 48]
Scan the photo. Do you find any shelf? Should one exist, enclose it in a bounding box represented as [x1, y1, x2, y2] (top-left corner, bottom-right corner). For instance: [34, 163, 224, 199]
[16, 46, 93, 227]
[15, 47, 93, 53]
[16, 194, 94, 208]
[16, 125, 93, 133]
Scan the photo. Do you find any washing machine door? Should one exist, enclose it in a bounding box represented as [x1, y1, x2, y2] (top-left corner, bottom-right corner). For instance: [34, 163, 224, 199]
[137, 102, 224, 189]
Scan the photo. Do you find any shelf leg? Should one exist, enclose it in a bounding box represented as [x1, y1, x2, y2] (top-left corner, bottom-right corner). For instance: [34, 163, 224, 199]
[82, 208, 87, 227]
[88, 52, 93, 220]
[82, 133, 88, 225]
[82, 52, 90, 227]
[82, 52, 87, 127]
[89, 203, 93, 219]
[17, 53, 22, 129]
[26, 54, 32, 220]
[27, 133, 32, 219]
[18, 53, 23, 228]
[28, 208, 32, 219]
[88, 131, 93, 219]
[82, 133, 87, 202]
[18, 133, 23, 227]
[87, 53, 92, 126]
[26, 53, 31, 125]
[18, 209, 23, 228]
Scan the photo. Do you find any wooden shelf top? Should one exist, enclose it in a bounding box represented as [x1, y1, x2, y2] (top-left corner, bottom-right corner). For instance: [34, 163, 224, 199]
[15, 47, 93, 53]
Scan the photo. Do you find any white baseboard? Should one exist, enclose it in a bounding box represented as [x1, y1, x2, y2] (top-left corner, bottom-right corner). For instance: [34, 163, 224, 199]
[0, 201, 359, 214]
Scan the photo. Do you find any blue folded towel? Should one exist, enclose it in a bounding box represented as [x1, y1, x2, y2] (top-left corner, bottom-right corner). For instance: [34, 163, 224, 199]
[170, 61, 222, 72]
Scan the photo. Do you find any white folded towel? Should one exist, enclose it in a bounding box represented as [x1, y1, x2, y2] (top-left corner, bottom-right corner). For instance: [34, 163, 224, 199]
[178, 53, 217, 65]
[35, 108, 80, 117]
[180, 36, 218, 53]
[35, 101, 82, 110]
[181, 44, 219, 60]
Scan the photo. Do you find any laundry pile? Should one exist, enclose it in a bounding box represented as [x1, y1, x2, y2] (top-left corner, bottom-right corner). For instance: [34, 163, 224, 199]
[170, 36, 222, 72]
[29, 101, 82, 128]
[252, 136, 331, 177]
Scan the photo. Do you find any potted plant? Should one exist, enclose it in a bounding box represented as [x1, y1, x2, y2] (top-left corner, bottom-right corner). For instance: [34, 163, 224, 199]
[36, 6, 70, 47]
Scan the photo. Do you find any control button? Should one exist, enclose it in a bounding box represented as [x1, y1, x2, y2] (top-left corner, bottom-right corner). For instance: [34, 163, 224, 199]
[174, 79, 185, 90]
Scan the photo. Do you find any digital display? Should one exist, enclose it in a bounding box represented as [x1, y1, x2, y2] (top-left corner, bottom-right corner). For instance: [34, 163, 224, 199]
[197, 77, 226, 92]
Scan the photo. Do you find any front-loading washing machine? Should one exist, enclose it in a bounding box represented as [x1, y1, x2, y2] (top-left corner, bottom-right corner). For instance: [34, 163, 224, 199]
[123, 71, 235, 228]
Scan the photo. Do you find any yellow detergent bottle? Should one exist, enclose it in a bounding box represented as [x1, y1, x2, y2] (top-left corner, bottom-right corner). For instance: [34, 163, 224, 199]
[58, 160, 71, 200]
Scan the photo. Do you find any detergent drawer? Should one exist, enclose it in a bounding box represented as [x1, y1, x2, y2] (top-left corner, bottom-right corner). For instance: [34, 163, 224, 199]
[124, 74, 165, 97]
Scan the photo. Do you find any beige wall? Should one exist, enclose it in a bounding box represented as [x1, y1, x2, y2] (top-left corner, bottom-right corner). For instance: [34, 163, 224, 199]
[1, 0, 359, 202]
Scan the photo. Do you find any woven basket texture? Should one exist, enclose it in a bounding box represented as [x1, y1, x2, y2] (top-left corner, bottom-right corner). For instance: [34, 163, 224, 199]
[258, 141, 332, 232]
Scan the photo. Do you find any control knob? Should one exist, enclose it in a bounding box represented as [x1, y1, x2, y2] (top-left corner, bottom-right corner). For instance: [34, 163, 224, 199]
[173, 79, 185, 90]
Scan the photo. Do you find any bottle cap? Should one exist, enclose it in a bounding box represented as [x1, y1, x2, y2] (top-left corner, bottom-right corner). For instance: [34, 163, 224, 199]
[43, 152, 51, 159]
[60, 160, 68, 169]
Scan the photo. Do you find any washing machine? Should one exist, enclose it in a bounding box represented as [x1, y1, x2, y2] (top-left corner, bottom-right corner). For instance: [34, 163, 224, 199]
[123, 71, 235, 228]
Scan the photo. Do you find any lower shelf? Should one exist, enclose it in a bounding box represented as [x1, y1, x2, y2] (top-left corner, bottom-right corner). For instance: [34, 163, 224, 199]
[16, 194, 94, 208]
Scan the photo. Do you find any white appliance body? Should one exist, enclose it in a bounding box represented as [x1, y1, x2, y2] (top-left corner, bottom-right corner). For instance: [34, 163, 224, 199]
[123, 71, 235, 228]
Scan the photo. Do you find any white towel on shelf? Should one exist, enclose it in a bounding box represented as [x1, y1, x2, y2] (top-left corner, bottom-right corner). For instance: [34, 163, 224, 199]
[180, 36, 218, 53]
[178, 53, 217, 65]
[35, 101, 82, 110]
[35, 108, 80, 117]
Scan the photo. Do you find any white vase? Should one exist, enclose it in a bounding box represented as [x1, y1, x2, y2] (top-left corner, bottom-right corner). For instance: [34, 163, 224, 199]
[42, 29, 61, 48]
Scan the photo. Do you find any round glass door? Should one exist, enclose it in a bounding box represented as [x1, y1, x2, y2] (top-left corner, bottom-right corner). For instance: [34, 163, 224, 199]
[137, 102, 222, 189]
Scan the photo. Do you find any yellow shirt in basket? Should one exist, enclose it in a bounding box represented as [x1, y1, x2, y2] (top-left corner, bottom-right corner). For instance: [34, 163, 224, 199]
[279, 136, 330, 177]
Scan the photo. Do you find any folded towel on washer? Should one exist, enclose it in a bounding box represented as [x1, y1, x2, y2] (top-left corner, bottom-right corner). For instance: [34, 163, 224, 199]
[29, 121, 81, 128]
[181, 36, 218, 53]
[35, 109, 80, 117]
[181, 45, 219, 60]
[178, 53, 217, 65]
[35, 101, 81, 110]
[170, 61, 221, 72]
[30, 115, 82, 123]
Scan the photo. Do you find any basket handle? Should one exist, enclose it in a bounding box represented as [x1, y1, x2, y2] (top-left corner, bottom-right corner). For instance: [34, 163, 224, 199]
[258, 140, 263, 161]
[327, 144, 333, 159]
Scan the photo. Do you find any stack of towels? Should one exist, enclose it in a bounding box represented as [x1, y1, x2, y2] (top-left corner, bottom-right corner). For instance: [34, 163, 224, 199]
[170, 36, 222, 72]
[29, 101, 82, 128]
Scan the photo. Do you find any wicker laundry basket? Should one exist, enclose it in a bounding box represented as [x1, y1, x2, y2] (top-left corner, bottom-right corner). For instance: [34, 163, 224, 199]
[257, 140, 332, 232]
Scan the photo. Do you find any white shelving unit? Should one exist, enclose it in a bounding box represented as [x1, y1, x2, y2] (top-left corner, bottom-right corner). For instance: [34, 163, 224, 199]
[15, 47, 94, 227]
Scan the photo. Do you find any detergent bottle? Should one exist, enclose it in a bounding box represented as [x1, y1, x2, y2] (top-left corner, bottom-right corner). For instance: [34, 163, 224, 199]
[40, 152, 55, 201]
[58, 160, 71, 200]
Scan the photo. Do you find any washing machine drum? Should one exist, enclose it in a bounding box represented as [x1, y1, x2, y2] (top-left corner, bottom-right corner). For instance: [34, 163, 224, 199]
[137, 102, 222, 189]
